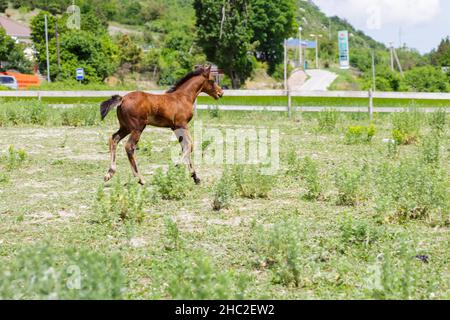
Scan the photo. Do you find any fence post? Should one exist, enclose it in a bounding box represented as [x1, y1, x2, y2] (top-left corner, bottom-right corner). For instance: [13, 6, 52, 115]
[287, 87, 292, 118]
[194, 98, 198, 118]
[368, 89, 373, 120]
[38, 91, 41, 102]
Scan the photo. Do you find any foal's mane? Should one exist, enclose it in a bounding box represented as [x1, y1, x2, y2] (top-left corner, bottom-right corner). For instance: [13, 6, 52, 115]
[166, 67, 206, 93]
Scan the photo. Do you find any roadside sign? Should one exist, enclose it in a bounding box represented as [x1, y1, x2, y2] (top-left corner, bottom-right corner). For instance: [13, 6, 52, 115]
[76, 68, 84, 81]
[338, 31, 350, 69]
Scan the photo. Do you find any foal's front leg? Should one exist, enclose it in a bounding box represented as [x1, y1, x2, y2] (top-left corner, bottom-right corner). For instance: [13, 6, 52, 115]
[173, 127, 200, 185]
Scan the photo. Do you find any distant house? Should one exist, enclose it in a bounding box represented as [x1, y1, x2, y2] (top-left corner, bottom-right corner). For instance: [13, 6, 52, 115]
[0, 16, 32, 44]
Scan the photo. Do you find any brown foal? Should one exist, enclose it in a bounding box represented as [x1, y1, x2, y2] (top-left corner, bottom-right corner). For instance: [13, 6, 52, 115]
[100, 66, 224, 185]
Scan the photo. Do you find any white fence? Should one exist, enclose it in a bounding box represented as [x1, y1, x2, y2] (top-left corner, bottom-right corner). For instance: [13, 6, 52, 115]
[1, 90, 449, 115]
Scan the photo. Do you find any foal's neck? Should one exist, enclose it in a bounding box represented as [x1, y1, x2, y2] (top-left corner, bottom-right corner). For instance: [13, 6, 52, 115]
[177, 77, 205, 104]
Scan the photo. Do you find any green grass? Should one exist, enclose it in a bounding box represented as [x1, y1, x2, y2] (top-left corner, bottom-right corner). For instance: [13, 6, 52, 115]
[0, 106, 448, 299]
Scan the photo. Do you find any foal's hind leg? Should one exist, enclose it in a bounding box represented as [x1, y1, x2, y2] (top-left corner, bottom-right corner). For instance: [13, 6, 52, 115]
[173, 127, 200, 185]
[105, 127, 130, 182]
[125, 130, 146, 185]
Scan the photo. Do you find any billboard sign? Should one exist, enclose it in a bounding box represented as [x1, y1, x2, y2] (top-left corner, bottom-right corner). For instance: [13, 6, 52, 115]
[338, 31, 350, 69]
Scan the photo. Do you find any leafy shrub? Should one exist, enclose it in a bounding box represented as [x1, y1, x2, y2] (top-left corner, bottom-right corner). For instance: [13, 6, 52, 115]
[232, 165, 275, 199]
[316, 109, 339, 132]
[60, 106, 99, 127]
[0, 245, 124, 299]
[391, 110, 421, 145]
[94, 180, 148, 225]
[285, 149, 302, 177]
[212, 169, 236, 211]
[375, 159, 449, 223]
[368, 240, 439, 299]
[256, 218, 312, 287]
[156, 252, 248, 299]
[419, 134, 441, 164]
[334, 165, 367, 206]
[428, 108, 447, 134]
[300, 156, 322, 201]
[345, 124, 376, 144]
[339, 216, 383, 247]
[0, 172, 10, 184]
[386, 139, 399, 159]
[0, 101, 48, 126]
[1, 145, 27, 170]
[164, 218, 182, 251]
[208, 105, 220, 118]
[152, 165, 193, 200]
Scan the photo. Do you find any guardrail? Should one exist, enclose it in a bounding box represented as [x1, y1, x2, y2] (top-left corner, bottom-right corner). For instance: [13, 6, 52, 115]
[1, 90, 449, 116]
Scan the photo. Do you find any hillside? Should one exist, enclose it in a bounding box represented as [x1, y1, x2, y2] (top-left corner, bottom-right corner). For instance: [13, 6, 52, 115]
[1, 0, 448, 91]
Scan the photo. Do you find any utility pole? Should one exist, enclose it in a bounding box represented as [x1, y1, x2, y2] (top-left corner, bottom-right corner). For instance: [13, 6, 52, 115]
[284, 39, 287, 90]
[55, 22, 61, 72]
[44, 15, 51, 83]
[389, 42, 394, 71]
[371, 50, 376, 91]
[310, 34, 323, 69]
[298, 27, 303, 68]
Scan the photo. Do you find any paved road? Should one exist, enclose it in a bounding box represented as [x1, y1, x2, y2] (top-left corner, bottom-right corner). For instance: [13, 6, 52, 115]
[297, 69, 338, 91]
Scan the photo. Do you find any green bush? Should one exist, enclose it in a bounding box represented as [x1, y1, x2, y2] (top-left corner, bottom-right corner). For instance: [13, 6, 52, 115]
[368, 240, 438, 299]
[300, 156, 322, 201]
[0, 244, 124, 299]
[375, 159, 449, 223]
[345, 124, 376, 144]
[316, 109, 339, 132]
[419, 134, 441, 165]
[334, 165, 367, 206]
[428, 108, 448, 134]
[157, 252, 248, 299]
[232, 165, 275, 199]
[256, 218, 312, 287]
[152, 165, 193, 200]
[1, 145, 27, 170]
[391, 110, 422, 145]
[164, 218, 182, 251]
[285, 149, 302, 178]
[0, 100, 49, 126]
[60, 106, 99, 127]
[212, 169, 236, 211]
[94, 180, 148, 225]
[339, 216, 383, 247]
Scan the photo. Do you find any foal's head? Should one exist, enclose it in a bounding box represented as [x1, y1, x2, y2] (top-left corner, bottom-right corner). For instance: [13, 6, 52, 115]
[200, 66, 224, 100]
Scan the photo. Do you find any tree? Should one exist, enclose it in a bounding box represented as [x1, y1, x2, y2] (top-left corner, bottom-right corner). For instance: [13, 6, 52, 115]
[0, 29, 32, 73]
[405, 66, 449, 92]
[0, 0, 8, 12]
[430, 37, 450, 67]
[117, 35, 143, 72]
[194, 0, 255, 88]
[30, 11, 118, 82]
[249, 0, 297, 73]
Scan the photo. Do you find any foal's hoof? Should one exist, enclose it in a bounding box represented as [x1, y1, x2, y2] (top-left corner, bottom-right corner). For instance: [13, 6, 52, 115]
[138, 179, 146, 186]
[192, 174, 201, 185]
[104, 171, 114, 182]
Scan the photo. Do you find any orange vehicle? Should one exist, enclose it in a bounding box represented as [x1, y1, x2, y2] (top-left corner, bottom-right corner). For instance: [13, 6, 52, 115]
[0, 71, 40, 89]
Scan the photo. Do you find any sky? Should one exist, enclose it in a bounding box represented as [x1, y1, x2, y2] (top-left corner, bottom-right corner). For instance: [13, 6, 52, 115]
[310, 0, 450, 53]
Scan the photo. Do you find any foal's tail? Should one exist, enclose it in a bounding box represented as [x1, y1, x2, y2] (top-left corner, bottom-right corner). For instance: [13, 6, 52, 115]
[100, 95, 123, 120]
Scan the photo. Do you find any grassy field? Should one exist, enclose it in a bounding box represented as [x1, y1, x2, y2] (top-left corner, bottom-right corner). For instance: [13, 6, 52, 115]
[0, 104, 448, 299]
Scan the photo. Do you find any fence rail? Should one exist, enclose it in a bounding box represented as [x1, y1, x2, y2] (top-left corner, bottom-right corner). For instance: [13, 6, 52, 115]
[1, 90, 449, 115]
[1, 90, 450, 99]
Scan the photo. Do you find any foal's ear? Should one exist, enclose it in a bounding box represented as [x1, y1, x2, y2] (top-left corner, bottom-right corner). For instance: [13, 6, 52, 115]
[202, 65, 211, 78]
